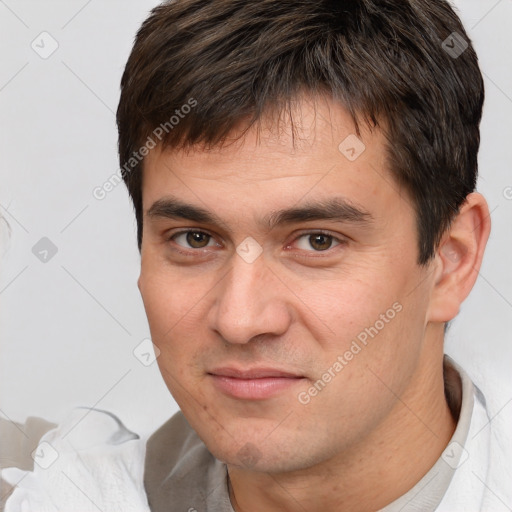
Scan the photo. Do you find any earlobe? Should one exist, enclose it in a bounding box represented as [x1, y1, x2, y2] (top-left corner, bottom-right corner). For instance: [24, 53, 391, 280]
[427, 192, 491, 323]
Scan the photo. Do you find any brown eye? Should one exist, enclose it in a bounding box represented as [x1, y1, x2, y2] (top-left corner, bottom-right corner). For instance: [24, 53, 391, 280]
[309, 234, 333, 251]
[186, 231, 210, 248]
[172, 230, 214, 249]
[294, 232, 342, 252]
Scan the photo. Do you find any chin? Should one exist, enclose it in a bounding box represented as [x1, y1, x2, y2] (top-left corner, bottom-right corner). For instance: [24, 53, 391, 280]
[202, 432, 319, 474]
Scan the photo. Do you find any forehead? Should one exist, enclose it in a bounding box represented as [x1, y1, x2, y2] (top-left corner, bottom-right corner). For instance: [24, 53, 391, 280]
[141, 95, 407, 222]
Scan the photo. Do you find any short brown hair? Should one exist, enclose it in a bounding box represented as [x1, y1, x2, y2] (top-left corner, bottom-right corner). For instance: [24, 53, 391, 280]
[116, 0, 484, 264]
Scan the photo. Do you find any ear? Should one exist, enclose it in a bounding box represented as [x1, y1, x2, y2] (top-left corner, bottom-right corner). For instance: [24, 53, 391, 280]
[427, 192, 491, 323]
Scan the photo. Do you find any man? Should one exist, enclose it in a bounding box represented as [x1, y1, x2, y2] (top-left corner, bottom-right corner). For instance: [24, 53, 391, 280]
[1, 1, 510, 511]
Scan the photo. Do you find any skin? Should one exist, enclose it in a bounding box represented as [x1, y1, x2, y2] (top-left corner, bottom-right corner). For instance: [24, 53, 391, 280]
[138, 94, 490, 511]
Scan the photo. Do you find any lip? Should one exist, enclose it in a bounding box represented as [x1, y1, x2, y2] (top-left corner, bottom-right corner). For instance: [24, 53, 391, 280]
[210, 367, 302, 379]
[208, 367, 305, 400]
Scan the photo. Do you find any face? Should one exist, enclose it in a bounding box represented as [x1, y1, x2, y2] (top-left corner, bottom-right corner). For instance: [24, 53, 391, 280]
[138, 95, 437, 473]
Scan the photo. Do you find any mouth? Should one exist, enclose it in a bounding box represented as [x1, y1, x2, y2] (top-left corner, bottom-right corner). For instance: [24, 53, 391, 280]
[207, 367, 306, 400]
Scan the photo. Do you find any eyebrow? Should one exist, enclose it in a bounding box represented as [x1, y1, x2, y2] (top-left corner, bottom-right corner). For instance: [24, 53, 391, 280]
[146, 196, 373, 231]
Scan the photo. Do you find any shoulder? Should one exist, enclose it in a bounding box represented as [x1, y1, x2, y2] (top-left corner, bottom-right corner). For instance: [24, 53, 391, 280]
[144, 410, 229, 510]
[144, 410, 219, 485]
[439, 357, 512, 511]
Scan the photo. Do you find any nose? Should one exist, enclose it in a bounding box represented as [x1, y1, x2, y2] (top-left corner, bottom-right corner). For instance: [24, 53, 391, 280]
[207, 253, 292, 345]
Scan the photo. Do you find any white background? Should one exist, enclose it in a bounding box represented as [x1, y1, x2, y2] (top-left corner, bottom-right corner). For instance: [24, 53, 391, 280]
[0, 0, 511, 438]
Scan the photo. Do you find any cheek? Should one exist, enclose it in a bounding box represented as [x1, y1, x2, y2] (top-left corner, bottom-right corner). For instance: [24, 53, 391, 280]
[139, 265, 214, 381]
[139, 264, 209, 337]
[305, 262, 425, 393]
[310, 277, 401, 341]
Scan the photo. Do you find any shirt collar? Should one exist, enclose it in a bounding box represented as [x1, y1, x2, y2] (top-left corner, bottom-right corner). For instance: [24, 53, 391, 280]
[378, 354, 476, 512]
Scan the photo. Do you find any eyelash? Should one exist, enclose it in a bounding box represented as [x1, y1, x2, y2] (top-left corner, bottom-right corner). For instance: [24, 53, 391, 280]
[166, 229, 347, 257]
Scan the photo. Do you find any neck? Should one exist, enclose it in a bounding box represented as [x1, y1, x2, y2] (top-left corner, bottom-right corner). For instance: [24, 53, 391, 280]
[228, 330, 456, 512]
